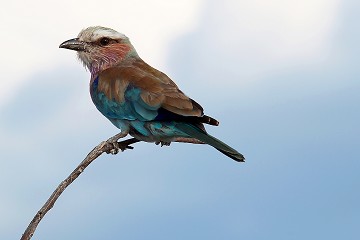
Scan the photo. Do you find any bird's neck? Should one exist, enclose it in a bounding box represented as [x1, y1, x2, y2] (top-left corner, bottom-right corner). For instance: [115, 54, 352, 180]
[88, 44, 138, 78]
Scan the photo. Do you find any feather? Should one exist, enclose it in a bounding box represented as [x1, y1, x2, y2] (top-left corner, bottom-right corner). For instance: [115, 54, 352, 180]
[175, 123, 245, 162]
[97, 58, 205, 119]
[62, 26, 244, 161]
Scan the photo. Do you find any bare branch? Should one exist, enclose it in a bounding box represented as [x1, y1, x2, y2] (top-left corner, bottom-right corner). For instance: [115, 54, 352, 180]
[174, 137, 204, 144]
[20, 134, 205, 240]
[20, 136, 140, 240]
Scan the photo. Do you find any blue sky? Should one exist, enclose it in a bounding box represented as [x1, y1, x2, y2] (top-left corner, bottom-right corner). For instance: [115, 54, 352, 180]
[1, 0, 359, 239]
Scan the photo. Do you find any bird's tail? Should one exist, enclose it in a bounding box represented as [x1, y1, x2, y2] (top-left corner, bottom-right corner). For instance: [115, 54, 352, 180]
[176, 123, 245, 162]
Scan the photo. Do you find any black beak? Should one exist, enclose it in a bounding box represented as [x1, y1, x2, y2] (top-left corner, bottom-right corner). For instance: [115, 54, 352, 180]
[59, 38, 86, 51]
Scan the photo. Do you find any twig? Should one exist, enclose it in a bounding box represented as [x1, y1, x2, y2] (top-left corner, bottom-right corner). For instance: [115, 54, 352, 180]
[20, 136, 140, 240]
[20, 134, 205, 240]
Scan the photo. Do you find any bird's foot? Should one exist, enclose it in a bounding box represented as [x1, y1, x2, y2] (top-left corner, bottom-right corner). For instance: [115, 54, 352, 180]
[105, 132, 138, 155]
[106, 142, 124, 154]
[155, 141, 171, 147]
[105, 140, 139, 154]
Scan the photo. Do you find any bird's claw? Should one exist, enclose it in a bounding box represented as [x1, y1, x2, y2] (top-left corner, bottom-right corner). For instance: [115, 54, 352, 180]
[155, 141, 171, 147]
[106, 141, 133, 155]
[109, 147, 119, 155]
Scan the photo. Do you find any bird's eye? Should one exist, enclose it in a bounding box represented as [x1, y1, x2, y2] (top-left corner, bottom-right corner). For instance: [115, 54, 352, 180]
[99, 37, 110, 46]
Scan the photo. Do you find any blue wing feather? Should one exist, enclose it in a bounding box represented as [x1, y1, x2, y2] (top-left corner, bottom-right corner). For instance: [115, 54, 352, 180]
[91, 77, 160, 121]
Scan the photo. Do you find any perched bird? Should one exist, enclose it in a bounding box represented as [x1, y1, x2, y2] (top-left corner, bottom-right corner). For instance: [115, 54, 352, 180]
[59, 26, 244, 162]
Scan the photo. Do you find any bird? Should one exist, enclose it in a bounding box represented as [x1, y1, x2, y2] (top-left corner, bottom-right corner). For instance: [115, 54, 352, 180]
[59, 26, 245, 162]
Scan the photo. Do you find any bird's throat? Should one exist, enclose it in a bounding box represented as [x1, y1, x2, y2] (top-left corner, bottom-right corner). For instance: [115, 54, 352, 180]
[87, 44, 134, 77]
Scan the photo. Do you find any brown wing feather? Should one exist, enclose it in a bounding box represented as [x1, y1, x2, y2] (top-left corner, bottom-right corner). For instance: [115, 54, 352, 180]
[98, 58, 218, 123]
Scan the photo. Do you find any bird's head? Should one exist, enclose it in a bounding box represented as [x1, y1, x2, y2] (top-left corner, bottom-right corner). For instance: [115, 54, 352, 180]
[60, 26, 137, 76]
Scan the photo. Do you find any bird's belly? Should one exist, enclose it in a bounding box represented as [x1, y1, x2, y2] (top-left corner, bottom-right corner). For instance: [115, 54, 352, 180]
[92, 89, 160, 122]
[128, 120, 189, 143]
[91, 79, 189, 142]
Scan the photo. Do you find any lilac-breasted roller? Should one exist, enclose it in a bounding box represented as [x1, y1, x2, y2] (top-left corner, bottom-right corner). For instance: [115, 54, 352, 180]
[59, 26, 244, 162]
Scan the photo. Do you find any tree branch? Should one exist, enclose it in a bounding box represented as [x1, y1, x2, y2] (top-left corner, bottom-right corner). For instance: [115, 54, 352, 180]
[20, 135, 140, 240]
[20, 134, 206, 240]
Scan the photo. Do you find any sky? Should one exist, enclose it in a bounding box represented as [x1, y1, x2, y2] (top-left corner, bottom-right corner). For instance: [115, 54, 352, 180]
[1, 0, 359, 239]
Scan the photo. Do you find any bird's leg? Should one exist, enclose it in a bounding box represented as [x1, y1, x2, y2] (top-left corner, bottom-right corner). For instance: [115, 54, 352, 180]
[106, 131, 130, 154]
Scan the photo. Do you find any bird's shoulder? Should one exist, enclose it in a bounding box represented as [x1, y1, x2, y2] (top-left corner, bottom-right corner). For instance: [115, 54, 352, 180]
[97, 57, 204, 117]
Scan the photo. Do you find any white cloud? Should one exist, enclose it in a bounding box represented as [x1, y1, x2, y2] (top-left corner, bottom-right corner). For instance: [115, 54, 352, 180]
[191, 0, 341, 81]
